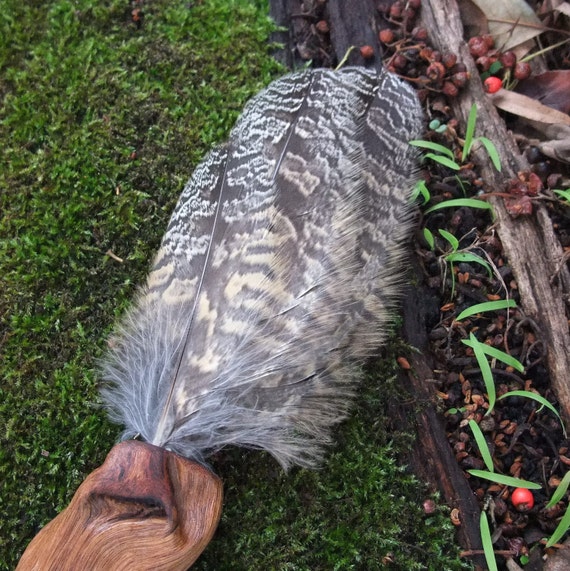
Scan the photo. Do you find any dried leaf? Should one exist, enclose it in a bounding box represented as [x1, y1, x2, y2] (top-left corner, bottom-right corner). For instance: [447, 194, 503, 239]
[458, 0, 489, 38]
[516, 71, 570, 114]
[489, 90, 570, 127]
[537, 125, 570, 163]
[554, 1, 570, 17]
[468, 0, 543, 51]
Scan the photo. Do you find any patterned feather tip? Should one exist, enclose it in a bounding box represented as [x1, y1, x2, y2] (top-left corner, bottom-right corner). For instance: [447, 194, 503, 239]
[100, 67, 423, 470]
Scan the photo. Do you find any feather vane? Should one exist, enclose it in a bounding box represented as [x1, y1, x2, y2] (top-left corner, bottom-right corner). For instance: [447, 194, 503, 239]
[100, 67, 423, 469]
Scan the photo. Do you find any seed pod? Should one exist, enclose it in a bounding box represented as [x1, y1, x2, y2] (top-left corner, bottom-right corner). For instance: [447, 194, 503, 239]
[499, 50, 516, 68]
[315, 20, 329, 34]
[442, 81, 459, 97]
[514, 61, 531, 80]
[426, 61, 446, 83]
[451, 71, 469, 88]
[468, 36, 488, 58]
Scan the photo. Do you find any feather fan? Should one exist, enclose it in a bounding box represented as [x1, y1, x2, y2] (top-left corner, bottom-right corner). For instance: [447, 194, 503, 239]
[17, 66, 423, 571]
[100, 66, 423, 469]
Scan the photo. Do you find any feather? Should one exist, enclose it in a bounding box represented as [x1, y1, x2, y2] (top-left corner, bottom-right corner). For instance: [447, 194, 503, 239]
[99, 67, 423, 470]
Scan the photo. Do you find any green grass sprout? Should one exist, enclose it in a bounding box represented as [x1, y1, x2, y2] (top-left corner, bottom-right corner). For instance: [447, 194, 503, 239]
[545, 504, 570, 548]
[424, 198, 493, 215]
[546, 470, 570, 508]
[498, 391, 566, 436]
[412, 179, 431, 205]
[456, 299, 517, 322]
[461, 104, 501, 171]
[469, 420, 494, 472]
[461, 339, 524, 373]
[423, 227, 435, 250]
[467, 470, 541, 489]
[463, 333, 496, 413]
[480, 512, 499, 571]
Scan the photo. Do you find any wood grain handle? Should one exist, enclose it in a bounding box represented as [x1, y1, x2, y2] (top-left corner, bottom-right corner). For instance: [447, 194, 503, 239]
[17, 441, 223, 570]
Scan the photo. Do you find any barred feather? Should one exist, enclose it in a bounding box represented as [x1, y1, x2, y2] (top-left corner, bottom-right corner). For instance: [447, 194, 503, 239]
[100, 67, 423, 469]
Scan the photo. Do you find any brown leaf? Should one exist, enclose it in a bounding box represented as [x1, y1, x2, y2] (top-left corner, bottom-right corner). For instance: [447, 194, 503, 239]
[465, 0, 543, 51]
[489, 90, 570, 127]
[516, 71, 570, 114]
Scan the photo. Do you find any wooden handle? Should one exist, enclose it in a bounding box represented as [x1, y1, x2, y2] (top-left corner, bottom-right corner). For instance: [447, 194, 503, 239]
[17, 441, 223, 570]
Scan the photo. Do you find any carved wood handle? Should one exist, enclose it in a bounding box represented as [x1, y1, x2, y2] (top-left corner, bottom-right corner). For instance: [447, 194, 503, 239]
[17, 441, 223, 570]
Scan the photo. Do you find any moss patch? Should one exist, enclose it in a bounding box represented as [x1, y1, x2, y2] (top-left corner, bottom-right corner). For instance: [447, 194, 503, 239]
[1, 1, 468, 568]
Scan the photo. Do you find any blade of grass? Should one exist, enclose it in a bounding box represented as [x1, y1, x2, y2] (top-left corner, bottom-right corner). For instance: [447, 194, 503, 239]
[409, 140, 456, 160]
[423, 153, 461, 170]
[498, 391, 565, 436]
[456, 299, 516, 322]
[553, 189, 570, 203]
[438, 229, 459, 251]
[467, 470, 541, 489]
[462, 103, 478, 161]
[465, 333, 496, 413]
[480, 512, 498, 571]
[469, 420, 494, 472]
[424, 198, 493, 215]
[546, 470, 570, 508]
[477, 136, 502, 172]
[445, 252, 492, 277]
[462, 339, 524, 372]
[545, 503, 570, 548]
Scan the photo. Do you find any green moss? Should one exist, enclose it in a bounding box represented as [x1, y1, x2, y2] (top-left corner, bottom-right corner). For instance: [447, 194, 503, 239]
[195, 363, 470, 570]
[0, 1, 468, 569]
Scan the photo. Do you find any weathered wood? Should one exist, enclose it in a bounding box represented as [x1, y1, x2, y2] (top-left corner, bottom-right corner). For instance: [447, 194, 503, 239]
[398, 264, 486, 568]
[419, 0, 570, 426]
[270, 0, 385, 69]
[17, 441, 223, 571]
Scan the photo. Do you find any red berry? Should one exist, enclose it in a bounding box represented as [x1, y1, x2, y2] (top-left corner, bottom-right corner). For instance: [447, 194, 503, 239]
[484, 76, 502, 94]
[379, 29, 395, 44]
[426, 61, 446, 83]
[511, 488, 534, 511]
[389, 1, 403, 19]
[360, 45, 375, 59]
[411, 26, 428, 41]
[476, 55, 494, 72]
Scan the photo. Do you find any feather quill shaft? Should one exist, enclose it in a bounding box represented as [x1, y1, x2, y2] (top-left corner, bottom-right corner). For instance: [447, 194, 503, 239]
[100, 67, 423, 469]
